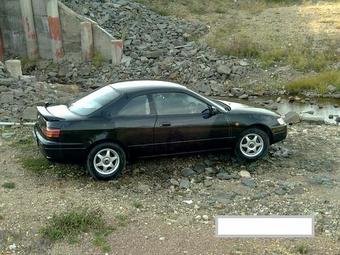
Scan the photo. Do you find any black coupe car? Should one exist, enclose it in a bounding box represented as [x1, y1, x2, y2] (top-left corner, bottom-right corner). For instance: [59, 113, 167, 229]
[33, 80, 287, 180]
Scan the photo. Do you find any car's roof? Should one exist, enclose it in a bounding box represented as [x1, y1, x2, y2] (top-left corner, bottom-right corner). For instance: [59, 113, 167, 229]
[109, 80, 186, 94]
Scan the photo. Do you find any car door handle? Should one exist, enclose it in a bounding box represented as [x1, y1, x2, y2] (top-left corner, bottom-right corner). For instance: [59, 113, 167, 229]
[160, 122, 171, 127]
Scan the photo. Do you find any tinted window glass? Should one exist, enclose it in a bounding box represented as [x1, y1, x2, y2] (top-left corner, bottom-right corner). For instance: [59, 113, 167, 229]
[69, 86, 119, 115]
[153, 93, 207, 115]
[118, 95, 150, 116]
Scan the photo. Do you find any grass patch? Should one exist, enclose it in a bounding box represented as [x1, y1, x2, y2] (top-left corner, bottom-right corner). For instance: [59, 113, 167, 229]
[207, 29, 339, 71]
[136, 0, 299, 17]
[137, 0, 339, 72]
[136, 0, 228, 17]
[287, 47, 338, 72]
[40, 207, 112, 245]
[296, 243, 308, 254]
[92, 51, 104, 68]
[93, 229, 113, 253]
[21, 155, 84, 178]
[2, 182, 15, 189]
[21, 57, 37, 73]
[21, 157, 53, 175]
[336, 22, 340, 29]
[260, 48, 287, 68]
[12, 136, 34, 147]
[264, 0, 301, 3]
[208, 32, 260, 58]
[260, 43, 339, 71]
[285, 70, 340, 94]
[115, 213, 129, 227]
[6, 129, 35, 149]
[132, 201, 143, 209]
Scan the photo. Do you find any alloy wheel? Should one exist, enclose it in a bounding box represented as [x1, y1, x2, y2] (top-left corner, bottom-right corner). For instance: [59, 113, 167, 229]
[239, 133, 264, 158]
[93, 148, 120, 175]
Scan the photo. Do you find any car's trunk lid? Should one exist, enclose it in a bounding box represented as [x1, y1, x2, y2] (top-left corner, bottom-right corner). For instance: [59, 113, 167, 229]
[36, 105, 82, 133]
[37, 105, 80, 121]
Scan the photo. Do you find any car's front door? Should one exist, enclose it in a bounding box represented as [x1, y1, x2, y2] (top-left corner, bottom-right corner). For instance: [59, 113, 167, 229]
[113, 94, 157, 157]
[152, 92, 231, 155]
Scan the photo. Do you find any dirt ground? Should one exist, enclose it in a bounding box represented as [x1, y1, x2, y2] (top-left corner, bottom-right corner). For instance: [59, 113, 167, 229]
[0, 123, 340, 255]
[201, 2, 340, 48]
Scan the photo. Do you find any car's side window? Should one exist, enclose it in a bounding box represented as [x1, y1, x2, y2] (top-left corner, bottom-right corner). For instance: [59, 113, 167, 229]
[118, 95, 150, 116]
[152, 93, 208, 115]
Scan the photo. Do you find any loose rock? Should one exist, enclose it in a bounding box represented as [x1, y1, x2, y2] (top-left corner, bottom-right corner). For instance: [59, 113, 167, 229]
[181, 167, 196, 177]
[241, 178, 256, 188]
[284, 111, 300, 124]
[239, 170, 251, 178]
[179, 178, 190, 189]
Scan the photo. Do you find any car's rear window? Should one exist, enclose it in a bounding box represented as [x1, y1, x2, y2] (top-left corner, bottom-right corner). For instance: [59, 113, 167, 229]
[69, 86, 120, 115]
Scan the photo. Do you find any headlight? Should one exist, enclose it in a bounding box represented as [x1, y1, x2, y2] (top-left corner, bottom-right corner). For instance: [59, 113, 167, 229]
[277, 117, 286, 125]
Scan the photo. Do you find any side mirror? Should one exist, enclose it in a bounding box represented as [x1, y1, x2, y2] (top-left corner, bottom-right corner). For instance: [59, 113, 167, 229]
[210, 106, 219, 116]
[202, 106, 219, 119]
[202, 108, 211, 119]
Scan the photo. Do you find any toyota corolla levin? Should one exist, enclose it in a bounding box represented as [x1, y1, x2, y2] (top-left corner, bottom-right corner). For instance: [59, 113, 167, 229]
[33, 80, 287, 180]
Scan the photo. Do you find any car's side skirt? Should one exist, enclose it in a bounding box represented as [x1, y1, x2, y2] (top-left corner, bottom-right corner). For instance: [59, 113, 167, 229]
[135, 147, 232, 159]
[127, 136, 235, 148]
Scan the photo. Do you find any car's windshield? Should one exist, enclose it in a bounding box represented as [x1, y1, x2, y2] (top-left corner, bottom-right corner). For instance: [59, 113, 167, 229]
[212, 99, 231, 111]
[69, 86, 120, 115]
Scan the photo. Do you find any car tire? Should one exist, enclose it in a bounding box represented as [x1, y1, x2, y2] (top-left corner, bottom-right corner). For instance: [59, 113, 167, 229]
[86, 142, 126, 181]
[235, 128, 269, 162]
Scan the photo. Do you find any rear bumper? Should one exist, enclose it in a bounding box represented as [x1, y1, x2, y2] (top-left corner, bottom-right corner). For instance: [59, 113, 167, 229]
[271, 125, 288, 143]
[33, 125, 87, 162]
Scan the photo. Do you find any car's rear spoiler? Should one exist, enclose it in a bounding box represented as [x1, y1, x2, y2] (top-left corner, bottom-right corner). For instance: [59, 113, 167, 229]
[36, 106, 64, 121]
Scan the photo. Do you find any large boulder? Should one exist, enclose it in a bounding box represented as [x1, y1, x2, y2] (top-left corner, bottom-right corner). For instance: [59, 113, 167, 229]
[216, 64, 231, 75]
[284, 111, 300, 124]
[5, 60, 22, 79]
[300, 115, 324, 125]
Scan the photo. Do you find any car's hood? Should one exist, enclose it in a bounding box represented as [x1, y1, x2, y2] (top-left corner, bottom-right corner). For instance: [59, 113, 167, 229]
[218, 100, 250, 109]
[217, 99, 280, 117]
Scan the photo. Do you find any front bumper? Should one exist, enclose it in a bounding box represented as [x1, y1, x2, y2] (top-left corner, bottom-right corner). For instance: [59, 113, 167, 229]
[271, 125, 288, 143]
[33, 125, 87, 162]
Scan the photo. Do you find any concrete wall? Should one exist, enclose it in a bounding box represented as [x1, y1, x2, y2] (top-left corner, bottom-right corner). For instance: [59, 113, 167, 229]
[0, 0, 27, 57]
[58, 2, 82, 61]
[58, 2, 113, 61]
[31, 0, 51, 59]
[0, 0, 116, 61]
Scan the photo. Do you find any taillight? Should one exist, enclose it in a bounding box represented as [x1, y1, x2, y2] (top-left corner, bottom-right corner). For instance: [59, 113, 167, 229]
[42, 127, 61, 138]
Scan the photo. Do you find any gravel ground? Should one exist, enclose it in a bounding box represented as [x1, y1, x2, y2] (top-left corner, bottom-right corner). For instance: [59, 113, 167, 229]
[0, 123, 339, 254]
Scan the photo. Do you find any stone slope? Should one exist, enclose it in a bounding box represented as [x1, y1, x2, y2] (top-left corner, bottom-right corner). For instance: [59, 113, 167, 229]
[59, 0, 257, 95]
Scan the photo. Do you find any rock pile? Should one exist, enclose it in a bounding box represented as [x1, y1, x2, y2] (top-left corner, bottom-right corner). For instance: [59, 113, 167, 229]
[0, 77, 82, 122]
[0, 62, 8, 78]
[44, 0, 254, 95]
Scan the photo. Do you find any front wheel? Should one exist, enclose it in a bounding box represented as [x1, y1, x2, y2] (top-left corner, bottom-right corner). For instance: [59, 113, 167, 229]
[86, 143, 126, 181]
[235, 128, 269, 162]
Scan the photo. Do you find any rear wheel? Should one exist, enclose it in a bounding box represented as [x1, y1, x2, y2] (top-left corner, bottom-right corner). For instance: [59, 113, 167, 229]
[235, 128, 269, 162]
[86, 143, 126, 181]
